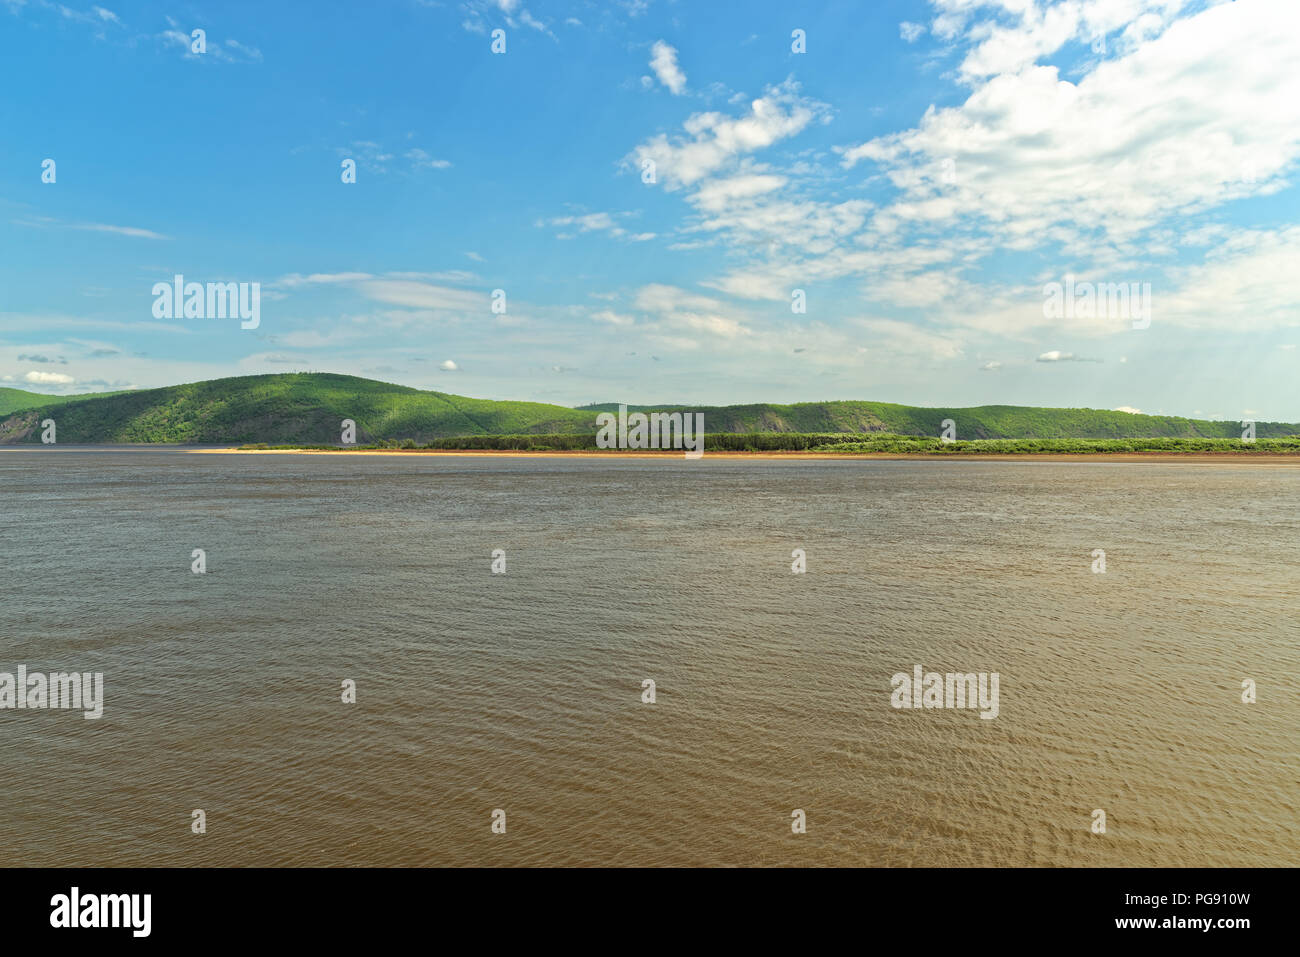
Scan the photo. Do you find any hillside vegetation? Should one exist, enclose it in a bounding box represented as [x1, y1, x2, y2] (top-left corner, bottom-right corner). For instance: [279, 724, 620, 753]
[0, 373, 592, 444]
[1, 372, 1295, 444]
[578, 399, 1294, 439]
[0, 387, 124, 416]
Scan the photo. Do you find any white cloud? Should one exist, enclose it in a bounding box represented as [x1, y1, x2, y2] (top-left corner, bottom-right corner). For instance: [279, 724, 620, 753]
[158, 26, 262, 63]
[550, 211, 617, 232]
[460, 0, 552, 37]
[632, 284, 753, 341]
[689, 172, 787, 213]
[17, 1, 122, 28]
[856, 318, 964, 360]
[1154, 225, 1300, 331]
[628, 80, 828, 190]
[338, 141, 448, 175]
[634, 0, 1297, 346]
[224, 39, 263, 62]
[1037, 350, 1101, 362]
[275, 272, 374, 288]
[24, 370, 74, 384]
[14, 216, 170, 240]
[543, 210, 652, 241]
[517, 9, 550, 35]
[78, 222, 171, 239]
[840, 1, 1300, 252]
[649, 40, 686, 94]
[268, 272, 489, 317]
[358, 279, 485, 313]
[405, 148, 452, 169]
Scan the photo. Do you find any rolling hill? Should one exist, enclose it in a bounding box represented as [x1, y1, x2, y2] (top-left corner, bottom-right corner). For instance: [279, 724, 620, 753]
[0, 386, 125, 416]
[0, 372, 1295, 445]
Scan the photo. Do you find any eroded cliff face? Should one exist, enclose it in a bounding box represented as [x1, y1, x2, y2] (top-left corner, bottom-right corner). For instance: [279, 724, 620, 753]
[0, 411, 38, 444]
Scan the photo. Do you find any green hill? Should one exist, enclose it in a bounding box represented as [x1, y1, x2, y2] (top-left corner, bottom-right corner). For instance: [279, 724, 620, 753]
[0, 373, 593, 444]
[0, 386, 125, 416]
[576, 398, 1296, 440]
[0, 372, 1295, 444]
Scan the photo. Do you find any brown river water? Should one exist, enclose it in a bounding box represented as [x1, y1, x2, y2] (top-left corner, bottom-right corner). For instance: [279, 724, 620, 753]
[1, 450, 1296, 866]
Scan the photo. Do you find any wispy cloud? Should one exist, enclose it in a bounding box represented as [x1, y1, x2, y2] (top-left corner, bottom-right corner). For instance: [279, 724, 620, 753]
[14, 215, 170, 240]
[158, 18, 262, 63]
[334, 141, 450, 175]
[459, 0, 554, 39]
[1037, 351, 1101, 363]
[541, 210, 654, 242]
[72, 222, 172, 240]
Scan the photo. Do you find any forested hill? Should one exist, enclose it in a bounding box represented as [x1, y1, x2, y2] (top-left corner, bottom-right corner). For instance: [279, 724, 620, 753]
[1, 373, 1294, 444]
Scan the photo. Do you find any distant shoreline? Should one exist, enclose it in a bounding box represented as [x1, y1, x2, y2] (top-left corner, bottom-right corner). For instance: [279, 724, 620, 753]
[182, 447, 1300, 464]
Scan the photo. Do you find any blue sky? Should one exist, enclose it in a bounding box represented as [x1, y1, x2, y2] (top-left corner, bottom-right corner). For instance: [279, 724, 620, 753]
[3, 0, 1299, 419]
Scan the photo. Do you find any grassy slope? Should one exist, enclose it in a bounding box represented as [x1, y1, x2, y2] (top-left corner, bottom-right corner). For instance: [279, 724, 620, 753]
[0, 387, 122, 415]
[0, 373, 593, 444]
[1, 372, 1295, 443]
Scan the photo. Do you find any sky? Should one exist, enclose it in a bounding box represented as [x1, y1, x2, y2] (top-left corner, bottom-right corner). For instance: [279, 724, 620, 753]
[2, 0, 1299, 419]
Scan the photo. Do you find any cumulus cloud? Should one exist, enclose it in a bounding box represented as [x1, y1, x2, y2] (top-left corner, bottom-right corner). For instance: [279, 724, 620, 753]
[632, 0, 1300, 353]
[649, 40, 686, 94]
[24, 370, 74, 384]
[627, 80, 828, 190]
[839, 1, 1300, 252]
[689, 172, 787, 213]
